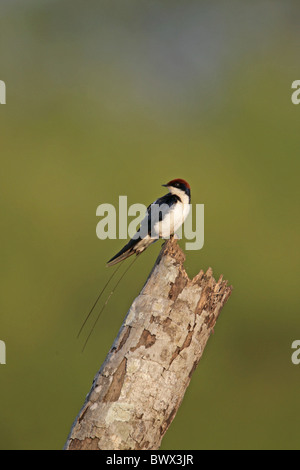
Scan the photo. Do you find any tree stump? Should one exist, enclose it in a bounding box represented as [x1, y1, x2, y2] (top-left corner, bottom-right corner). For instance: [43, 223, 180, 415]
[64, 238, 232, 450]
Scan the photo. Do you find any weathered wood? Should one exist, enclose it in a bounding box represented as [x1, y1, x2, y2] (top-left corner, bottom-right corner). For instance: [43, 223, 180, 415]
[64, 238, 232, 450]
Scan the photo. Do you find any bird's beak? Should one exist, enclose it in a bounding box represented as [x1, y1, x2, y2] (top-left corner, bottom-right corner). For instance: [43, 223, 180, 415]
[162, 184, 168, 187]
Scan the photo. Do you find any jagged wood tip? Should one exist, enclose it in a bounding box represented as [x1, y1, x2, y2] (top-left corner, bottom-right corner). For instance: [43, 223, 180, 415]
[64, 237, 232, 450]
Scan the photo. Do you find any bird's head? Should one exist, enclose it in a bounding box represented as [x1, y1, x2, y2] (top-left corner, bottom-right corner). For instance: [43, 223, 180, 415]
[162, 179, 191, 200]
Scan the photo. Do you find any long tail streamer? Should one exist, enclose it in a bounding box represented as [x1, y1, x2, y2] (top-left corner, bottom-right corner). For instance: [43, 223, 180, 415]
[80, 256, 138, 352]
[77, 262, 123, 339]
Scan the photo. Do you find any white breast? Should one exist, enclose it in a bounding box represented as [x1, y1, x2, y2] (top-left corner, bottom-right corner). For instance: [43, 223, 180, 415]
[152, 200, 190, 239]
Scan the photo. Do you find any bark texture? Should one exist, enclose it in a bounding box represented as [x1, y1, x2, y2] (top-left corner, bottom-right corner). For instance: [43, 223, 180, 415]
[64, 238, 232, 450]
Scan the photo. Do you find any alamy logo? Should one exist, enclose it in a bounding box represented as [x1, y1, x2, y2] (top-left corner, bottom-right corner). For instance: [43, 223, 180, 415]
[0, 80, 6, 104]
[0, 340, 6, 365]
[291, 340, 300, 365]
[291, 80, 300, 105]
[96, 196, 204, 251]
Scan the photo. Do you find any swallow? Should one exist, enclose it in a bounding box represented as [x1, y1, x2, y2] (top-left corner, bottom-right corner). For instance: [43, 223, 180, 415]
[107, 179, 191, 266]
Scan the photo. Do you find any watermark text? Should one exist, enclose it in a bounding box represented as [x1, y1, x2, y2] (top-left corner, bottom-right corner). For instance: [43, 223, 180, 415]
[291, 80, 300, 105]
[0, 340, 6, 365]
[291, 340, 300, 365]
[96, 196, 204, 251]
[0, 80, 6, 104]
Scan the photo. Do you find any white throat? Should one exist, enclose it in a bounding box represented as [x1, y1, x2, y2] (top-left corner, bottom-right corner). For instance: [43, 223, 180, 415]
[168, 186, 189, 204]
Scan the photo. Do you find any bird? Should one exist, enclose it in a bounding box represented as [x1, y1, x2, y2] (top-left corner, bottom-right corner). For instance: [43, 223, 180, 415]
[107, 178, 191, 266]
[77, 179, 191, 350]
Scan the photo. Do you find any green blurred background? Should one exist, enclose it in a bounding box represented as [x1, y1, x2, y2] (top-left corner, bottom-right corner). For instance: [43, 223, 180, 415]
[0, 0, 299, 450]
